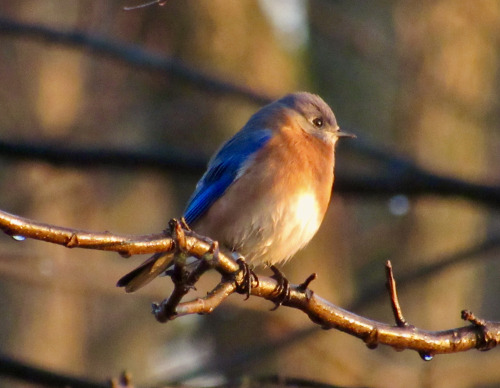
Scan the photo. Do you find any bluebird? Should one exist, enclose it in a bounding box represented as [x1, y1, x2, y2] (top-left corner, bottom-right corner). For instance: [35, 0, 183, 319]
[118, 92, 354, 292]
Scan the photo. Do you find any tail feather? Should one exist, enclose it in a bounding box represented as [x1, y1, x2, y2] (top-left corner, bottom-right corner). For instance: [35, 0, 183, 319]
[117, 251, 174, 293]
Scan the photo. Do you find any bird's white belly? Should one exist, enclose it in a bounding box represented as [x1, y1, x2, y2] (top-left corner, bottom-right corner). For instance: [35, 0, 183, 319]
[233, 191, 323, 265]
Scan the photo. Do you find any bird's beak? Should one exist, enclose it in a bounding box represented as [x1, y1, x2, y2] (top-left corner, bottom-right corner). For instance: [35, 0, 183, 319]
[336, 128, 356, 139]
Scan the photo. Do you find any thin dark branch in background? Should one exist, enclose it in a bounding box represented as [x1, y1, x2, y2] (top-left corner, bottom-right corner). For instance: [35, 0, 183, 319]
[0, 352, 348, 388]
[0, 137, 499, 209]
[0, 17, 498, 208]
[0, 17, 270, 105]
[0, 354, 108, 388]
[339, 171, 500, 207]
[346, 139, 500, 207]
[0, 139, 207, 175]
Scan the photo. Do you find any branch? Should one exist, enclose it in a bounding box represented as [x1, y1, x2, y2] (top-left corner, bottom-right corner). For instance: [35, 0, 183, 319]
[0, 138, 499, 209]
[0, 208, 173, 257]
[0, 17, 499, 208]
[385, 260, 408, 328]
[344, 139, 500, 208]
[0, 354, 108, 388]
[0, 17, 270, 105]
[0, 139, 208, 175]
[163, 236, 500, 384]
[0, 210, 498, 358]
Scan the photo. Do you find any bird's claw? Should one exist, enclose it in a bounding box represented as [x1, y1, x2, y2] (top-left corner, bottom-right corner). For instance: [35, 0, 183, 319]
[270, 265, 290, 310]
[235, 258, 258, 299]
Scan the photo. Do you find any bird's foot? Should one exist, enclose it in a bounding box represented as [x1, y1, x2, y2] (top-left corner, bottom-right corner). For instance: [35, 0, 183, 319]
[235, 257, 258, 300]
[270, 265, 290, 310]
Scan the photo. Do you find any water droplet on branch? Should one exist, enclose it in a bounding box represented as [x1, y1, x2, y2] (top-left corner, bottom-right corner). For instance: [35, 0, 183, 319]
[419, 351, 434, 361]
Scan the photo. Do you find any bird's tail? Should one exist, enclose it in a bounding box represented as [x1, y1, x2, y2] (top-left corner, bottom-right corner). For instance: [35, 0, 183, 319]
[116, 251, 174, 293]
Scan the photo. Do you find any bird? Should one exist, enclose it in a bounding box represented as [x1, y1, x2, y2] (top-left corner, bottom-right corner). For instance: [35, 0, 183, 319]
[117, 92, 354, 292]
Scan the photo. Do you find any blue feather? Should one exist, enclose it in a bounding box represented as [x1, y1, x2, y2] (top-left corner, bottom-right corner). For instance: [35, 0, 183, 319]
[183, 128, 272, 225]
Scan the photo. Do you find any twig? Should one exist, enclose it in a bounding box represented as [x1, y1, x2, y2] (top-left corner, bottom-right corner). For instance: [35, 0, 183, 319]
[152, 220, 218, 322]
[297, 273, 317, 292]
[385, 260, 408, 328]
[195, 236, 500, 379]
[175, 281, 237, 317]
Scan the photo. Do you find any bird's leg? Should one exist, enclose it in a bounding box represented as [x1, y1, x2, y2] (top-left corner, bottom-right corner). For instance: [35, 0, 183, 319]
[269, 265, 290, 310]
[235, 256, 258, 300]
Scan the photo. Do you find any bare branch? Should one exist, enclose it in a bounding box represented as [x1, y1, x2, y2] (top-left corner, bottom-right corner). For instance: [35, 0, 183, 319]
[0, 354, 108, 388]
[1, 136, 500, 209]
[194, 236, 500, 380]
[344, 139, 500, 208]
[0, 17, 499, 208]
[0, 139, 207, 175]
[0, 210, 498, 357]
[0, 17, 270, 105]
[0, 208, 173, 256]
[385, 260, 408, 328]
[175, 281, 237, 317]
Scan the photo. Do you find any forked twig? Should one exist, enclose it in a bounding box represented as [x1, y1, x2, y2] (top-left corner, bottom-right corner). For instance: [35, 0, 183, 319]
[152, 220, 219, 322]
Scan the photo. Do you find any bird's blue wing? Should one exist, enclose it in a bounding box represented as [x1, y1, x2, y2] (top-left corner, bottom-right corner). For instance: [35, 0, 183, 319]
[183, 128, 272, 225]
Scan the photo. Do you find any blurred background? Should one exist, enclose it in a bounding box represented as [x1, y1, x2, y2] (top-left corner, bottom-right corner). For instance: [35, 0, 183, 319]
[0, 1, 499, 387]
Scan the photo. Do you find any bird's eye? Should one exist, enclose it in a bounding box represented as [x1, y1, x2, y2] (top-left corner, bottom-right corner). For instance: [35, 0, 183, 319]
[312, 117, 324, 128]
